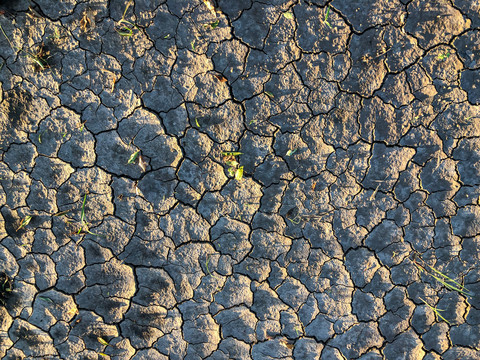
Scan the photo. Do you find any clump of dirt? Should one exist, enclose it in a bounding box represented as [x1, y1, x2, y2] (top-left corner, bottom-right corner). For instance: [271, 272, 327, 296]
[0, 272, 13, 306]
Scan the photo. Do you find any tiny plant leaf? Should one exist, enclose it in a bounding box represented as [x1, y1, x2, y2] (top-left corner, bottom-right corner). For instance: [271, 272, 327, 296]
[235, 166, 244, 181]
[221, 151, 243, 156]
[286, 148, 298, 156]
[210, 19, 220, 29]
[283, 11, 294, 19]
[16, 216, 32, 231]
[225, 160, 239, 167]
[437, 51, 451, 60]
[38, 296, 54, 304]
[191, 39, 195, 50]
[80, 194, 87, 224]
[195, 118, 201, 127]
[97, 337, 110, 347]
[324, 5, 332, 28]
[265, 91, 274, 98]
[128, 150, 140, 164]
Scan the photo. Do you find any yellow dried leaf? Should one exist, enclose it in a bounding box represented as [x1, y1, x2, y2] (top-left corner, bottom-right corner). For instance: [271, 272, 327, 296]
[97, 337, 110, 346]
[203, 0, 216, 16]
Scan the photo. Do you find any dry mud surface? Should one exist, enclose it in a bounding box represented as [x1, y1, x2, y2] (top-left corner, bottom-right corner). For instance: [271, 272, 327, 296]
[0, 0, 480, 359]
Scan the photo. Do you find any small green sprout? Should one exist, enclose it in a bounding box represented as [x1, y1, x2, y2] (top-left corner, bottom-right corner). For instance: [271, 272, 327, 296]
[76, 194, 100, 238]
[38, 296, 54, 304]
[38, 130, 46, 144]
[127, 150, 140, 164]
[235, 166, 244, 181]
[264, 91, 274, 98]
[222, 152, 244, 180]
[324, 5, 333, 29]
[285, 207, 301, 224]
[16, 216, 32, 232]
[0, 24, 51, 70]
[208, 20, 220, 29]
[222, 151, 243, 156]
[420, 298, 450, 324]
[115, 0, 139, 37]
[283, 11, 294, 20]
[205, 255, 215, 278]
[413, 255, 472, 297]
[195, 118, 201, 127]
[286, 148, 298, 157]
[437, 51, 451, 60]
[191, 39, 195, 50]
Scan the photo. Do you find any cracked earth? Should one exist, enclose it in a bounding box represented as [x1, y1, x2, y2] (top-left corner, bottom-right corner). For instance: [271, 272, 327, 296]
[0, 0, 480, 359]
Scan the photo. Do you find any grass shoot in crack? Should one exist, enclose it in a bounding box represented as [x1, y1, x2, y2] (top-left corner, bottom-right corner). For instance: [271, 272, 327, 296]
[0, 23, 51, 71]
[115, 0, 139, 37]
[412, 253, 472, 297]
[420, 297, 450, 324]
[222, 151, 244, 180]
[0, 273, 13, 306]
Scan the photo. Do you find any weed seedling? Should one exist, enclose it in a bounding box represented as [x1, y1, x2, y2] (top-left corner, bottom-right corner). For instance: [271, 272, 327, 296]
[0, 273, 12, 306]
[264, 91, 274, 99]
[115, 0, 139, 37]
[74, 194, 100, 238]
[222, 151, 244, 180]
[16, 215, 32, 232]
[0, 24, 51, 70]
[412, 254, 472, 297]
[420, 298, 450, 324]
[204, 19, 219, 30]
[27, 43, 51, 71]
[286, 148, 298, 157]
[285, 207, 301, 224]
[437, 51, 451, 60]
[128, 149, 140, 164]
[324, 5, 333, 29]
[127, 149, 147, 171]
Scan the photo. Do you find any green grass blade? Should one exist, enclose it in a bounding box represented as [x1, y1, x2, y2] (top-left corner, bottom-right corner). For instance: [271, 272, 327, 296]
[222, 151, 242, 156]
[128, 150, 140, 164]
[80, 194, 87, 223]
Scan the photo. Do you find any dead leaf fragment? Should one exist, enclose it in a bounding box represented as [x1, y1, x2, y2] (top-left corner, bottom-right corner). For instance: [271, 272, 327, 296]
[138, 154, 148, 172]
[203, 0, 216, 16]
[214, 73, 227, 83]
[80, 12, 92, 32]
